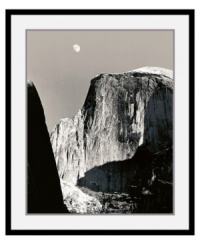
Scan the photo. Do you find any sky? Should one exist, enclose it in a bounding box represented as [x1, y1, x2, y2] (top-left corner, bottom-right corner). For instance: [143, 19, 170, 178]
[27, 30, 173, 132]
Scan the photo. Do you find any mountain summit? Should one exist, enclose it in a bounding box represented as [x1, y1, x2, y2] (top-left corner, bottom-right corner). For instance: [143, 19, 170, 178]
[50, 67, 173, 195]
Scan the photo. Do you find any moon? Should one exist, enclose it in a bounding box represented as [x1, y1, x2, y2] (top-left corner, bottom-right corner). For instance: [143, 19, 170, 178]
[73, 44, 80, 52]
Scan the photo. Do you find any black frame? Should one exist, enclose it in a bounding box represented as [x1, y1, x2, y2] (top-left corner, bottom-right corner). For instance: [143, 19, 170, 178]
[5, 9, 195, 235]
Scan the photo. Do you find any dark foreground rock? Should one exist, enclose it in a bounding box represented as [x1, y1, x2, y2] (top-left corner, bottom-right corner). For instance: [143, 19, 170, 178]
[27, 81, 68, 213]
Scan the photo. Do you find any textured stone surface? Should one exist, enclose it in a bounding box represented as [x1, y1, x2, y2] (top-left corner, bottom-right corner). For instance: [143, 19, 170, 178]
[50, 67, 173, 194]
[61, 180, 102, 213]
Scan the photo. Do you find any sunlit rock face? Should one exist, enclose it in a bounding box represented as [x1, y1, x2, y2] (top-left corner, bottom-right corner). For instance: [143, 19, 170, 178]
[61, 180, 102, 214]
[50, 67, 173, 193]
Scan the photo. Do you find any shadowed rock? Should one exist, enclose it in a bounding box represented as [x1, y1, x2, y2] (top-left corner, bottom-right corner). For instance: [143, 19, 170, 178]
[78, 144, 173, 213]
[27, 81, 68, 213]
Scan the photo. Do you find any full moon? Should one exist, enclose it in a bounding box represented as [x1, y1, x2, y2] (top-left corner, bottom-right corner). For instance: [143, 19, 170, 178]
[73, 44, 80, 52]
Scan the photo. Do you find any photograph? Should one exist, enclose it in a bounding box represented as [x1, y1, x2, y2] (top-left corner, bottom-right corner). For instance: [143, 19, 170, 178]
[27, 30, 174, 214]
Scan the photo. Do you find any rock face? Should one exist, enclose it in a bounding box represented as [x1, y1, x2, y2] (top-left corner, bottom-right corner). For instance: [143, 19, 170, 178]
[27, 81, 68, 213]
[61, 180, 102, 213]
[51, 110, 86, 184]
[50, 67, 173, 195]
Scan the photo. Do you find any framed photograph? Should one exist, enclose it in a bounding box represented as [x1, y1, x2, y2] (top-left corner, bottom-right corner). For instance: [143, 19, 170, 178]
[6, 9, 195, 235]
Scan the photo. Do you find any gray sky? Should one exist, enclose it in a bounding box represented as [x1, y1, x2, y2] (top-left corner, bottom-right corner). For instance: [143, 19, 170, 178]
[27, 30, 173, 132]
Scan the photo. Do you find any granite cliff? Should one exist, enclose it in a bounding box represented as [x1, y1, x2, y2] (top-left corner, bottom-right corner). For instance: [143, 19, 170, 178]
[50, 67, 173, 198]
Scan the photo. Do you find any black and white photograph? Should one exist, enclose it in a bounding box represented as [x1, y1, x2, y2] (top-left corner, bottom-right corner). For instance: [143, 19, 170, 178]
[27, 30, 173, 214]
